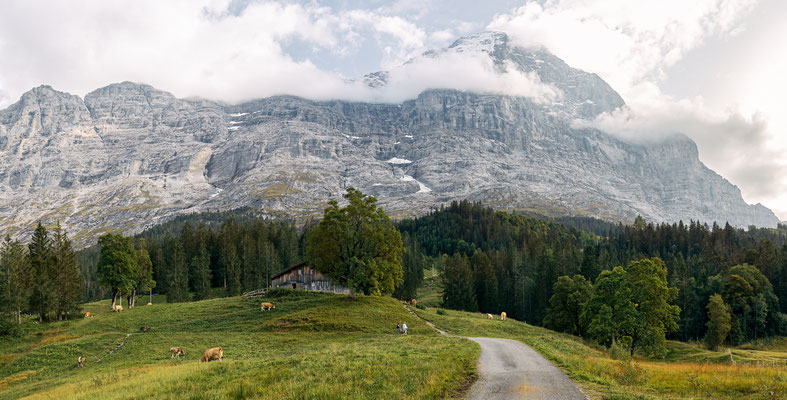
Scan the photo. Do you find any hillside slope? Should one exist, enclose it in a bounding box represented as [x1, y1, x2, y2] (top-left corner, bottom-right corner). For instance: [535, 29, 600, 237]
[0, 291, 477, 399]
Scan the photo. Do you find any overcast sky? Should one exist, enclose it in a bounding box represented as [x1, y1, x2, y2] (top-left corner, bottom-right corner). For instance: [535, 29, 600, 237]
[0, 0, 785, 220]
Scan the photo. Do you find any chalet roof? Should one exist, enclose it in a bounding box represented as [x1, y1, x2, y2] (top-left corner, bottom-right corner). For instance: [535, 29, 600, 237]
[270, 261, 308, 281]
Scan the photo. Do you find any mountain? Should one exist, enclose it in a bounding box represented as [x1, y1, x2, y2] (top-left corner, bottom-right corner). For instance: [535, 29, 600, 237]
[0, 32, 779, 243]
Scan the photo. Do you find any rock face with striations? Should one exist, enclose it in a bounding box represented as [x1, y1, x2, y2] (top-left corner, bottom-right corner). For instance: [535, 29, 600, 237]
[0, 32, 779, 244]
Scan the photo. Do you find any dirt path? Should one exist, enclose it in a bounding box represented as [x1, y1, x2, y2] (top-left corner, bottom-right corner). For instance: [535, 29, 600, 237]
[405, 304, 586, 399]
[465, 337, 587, 400]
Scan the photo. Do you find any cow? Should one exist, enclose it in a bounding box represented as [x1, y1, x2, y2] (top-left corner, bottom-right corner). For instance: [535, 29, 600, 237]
[141, 326, 151, 333]
[84, 312, 93, 318]
[260, 302, 275, 311]
[112, 305, 123, 312]
[486, 313, 493, 319]
[147, 302, 153, 306]
[200, 347, 223, 363]
[410, 299, 417, 307]
[242, 292, 248, 297]
[77, 355, 85, 367]
[170, 347, 185, 358]
[501, 312, 507, 321]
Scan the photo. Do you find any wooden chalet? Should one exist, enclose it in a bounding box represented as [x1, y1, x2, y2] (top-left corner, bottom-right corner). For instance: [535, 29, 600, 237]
[271, 262, 350, 294]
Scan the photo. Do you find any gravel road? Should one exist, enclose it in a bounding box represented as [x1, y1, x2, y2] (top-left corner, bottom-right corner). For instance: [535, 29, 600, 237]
[465, 337, 588, 400]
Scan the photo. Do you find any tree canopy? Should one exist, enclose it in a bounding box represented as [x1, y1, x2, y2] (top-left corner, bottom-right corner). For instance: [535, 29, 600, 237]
[306, 188, 404, 298]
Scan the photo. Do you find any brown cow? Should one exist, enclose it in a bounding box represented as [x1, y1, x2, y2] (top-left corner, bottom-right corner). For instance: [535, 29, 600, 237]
[500, 312, 507, 321]
[83, 312, 93, 318]
[410, 299, 417, 307]
[170, 347, 185, 358]
[141, 326, 151, 333]
[147, 302, 153, 306]
[486, 313, 493, 319]
[77, 355, 85, 367]
[260, 302, 275, 311]
[200, 347, 223, 363]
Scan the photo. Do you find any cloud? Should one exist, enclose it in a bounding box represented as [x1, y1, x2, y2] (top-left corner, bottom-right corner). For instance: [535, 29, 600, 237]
[578, 90, 787, 211]
[0, 0, 561, 107]
[489, 0, 787, 218]
[488, 0, 758, 95]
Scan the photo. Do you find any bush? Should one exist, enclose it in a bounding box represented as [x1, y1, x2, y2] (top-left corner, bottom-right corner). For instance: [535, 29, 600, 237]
[415, 304, 425, 310]
[0, 319, 20, 337]
[436, 309, 446, 315]
[613, 359, 646, 386]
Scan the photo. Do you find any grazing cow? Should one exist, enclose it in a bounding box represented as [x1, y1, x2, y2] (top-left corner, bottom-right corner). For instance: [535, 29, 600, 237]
[260, 302, 275, 311]
[486, 313, 493, 319]
[112, 305, 123, 312]
[147, 302, 153, 306]
[77, 355, 85, 367]
[501, 312, 507, 321]
[242, 292, 248, 297]
[170, 347, 185, 358]
[410, 299, 417, 307]
[141, 326, 151, 333]
[84, 312, 93, 318]
[200, 347, 223, 363]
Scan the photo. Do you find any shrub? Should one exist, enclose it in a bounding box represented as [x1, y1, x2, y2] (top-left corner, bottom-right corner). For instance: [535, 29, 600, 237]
[415, 304, 425, 310]
[436, 309, 446, 315]
[0, 319, 20, 337]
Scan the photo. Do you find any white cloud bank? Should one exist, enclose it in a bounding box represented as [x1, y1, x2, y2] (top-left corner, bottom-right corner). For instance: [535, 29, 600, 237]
[490, 0, 787, 220]
[0, 0, 556, 107]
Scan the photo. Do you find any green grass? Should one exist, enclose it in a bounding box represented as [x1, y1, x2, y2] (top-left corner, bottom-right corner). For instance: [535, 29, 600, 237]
[0, 290, 478, 399]
[414, 306, 787, 399]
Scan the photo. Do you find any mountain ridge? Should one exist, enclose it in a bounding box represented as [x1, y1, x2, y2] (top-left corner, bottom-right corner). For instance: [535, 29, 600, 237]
[0, 32, 780, 243]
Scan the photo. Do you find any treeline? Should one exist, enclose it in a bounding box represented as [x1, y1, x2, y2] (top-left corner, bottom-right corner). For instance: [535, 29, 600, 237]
[0, 223, 82, 326]
[77, 216, 303, 303]
[400, 200, 787, 349]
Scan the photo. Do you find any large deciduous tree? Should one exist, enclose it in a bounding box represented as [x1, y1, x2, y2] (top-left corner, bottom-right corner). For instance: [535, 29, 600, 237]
[306, 188, 403, 298]
[544, 274, 592, 335]
[705, 294, 731, 351]
[97, 233, 138, 310]
[583, 258, 680, 357]
[130, 238, 155, 308]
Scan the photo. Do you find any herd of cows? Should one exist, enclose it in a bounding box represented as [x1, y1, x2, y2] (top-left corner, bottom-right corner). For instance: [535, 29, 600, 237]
[75, 300, 277, 368]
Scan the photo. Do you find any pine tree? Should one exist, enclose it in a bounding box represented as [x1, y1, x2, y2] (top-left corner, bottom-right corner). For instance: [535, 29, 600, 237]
[442, 253, 477, 311]
[0, 236, 30, 324]
[222, 241, 241, 296]
[166, 242, 190, 302]
[28, 223, 56, 322]
[51, 225, 82, 320]
[192, 241, 212, 301]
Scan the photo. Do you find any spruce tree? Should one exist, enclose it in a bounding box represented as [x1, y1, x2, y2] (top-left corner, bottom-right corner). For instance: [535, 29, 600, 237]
[0, 236, 30, 324]
[166, 242, 190, 302]
[442, 253, 477, 311]
[28, 223, 55, 322]
[222, 241, 241, 296]
[51, 225, 82, 320]
[192, 241, 212, 301]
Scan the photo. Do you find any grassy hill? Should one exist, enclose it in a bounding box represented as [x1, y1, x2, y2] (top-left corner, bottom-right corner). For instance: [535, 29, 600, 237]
[0, 290, 477, 399]
[414, 306, 787, 399]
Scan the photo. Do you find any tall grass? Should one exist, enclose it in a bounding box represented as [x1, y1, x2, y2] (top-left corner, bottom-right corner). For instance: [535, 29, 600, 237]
[0, 290, 478, 399]
[415, 306, 787, 399]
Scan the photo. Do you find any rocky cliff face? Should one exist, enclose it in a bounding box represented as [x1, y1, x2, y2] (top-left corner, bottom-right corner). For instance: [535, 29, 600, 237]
[0, 32, 779, 243]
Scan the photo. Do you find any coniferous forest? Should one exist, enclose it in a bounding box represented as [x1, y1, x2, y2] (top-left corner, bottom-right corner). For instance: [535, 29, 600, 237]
[2, 199, 787, 354]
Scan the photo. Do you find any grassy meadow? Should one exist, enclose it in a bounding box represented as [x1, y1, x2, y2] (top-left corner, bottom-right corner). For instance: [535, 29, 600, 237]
[414, 306, 787, 399]
[0, 290, 478, 399]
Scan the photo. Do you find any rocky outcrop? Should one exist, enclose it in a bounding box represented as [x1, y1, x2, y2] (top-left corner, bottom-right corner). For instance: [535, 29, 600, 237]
[0, 33, 779, 244]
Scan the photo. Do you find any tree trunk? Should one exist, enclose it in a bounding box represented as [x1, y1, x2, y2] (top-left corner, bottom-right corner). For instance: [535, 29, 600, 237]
[349, 287, 357, 300]
[131, 289, 136, 308]
[16, 309, 21, 324]
[111, 289, 118, 309]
